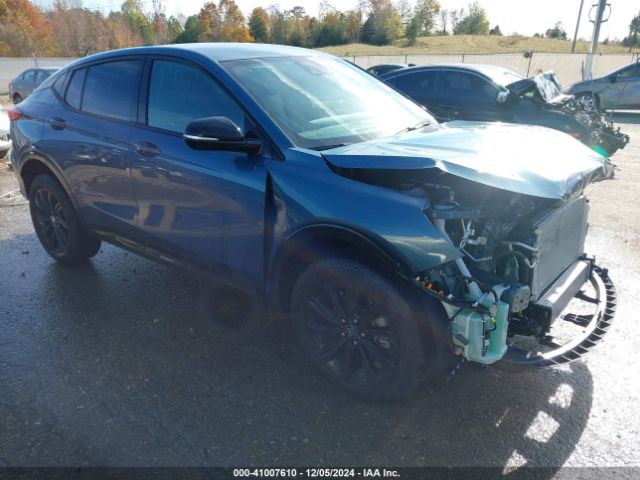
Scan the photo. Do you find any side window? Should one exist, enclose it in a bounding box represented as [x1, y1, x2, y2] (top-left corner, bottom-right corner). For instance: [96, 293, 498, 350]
[52, 71, 68, 96]
[65, 68, 86, 110]
[82, 60, 141, 121]
[22, 70, 35, 83]
[147, 59, 245, 134]
[618, 65, 640, 79]
[389, 71, 439, 106]
[35, 70, 50, 83]
[442, 71, 497, 101]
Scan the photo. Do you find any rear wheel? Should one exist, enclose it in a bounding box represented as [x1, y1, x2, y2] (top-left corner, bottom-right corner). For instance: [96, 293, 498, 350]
[575, 92, 599, 112]
[29, 174, 101, 263]
[291, 258, 431, 400]
[12, 93, 22, 104]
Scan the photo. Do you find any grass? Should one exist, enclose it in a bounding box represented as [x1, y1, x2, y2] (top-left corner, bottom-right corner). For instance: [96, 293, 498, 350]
[319, 35, 637, 56]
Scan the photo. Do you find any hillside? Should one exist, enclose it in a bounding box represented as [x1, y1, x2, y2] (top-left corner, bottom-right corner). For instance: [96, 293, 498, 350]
[319, 35, 636, 56]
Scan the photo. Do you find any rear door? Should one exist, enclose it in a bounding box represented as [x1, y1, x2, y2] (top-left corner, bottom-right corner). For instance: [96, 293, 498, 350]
[40, 58, 142, 237]
[128, 57, 270, 285]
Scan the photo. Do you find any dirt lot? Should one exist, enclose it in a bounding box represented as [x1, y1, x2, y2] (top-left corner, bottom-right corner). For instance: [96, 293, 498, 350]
[0, 116, 639, 472]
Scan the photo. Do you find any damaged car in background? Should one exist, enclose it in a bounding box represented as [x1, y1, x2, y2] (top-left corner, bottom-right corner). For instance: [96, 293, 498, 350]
[9, 44, 616, 400]
[382, 64, 629, 156]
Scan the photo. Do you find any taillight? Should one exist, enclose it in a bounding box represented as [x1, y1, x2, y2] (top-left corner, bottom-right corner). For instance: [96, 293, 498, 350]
[7, 108, 22, 121]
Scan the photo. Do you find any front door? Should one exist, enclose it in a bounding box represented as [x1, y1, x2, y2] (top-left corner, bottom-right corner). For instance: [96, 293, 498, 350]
[129, 57, 269, 286]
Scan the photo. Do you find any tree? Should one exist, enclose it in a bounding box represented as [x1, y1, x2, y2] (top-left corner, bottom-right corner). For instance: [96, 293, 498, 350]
[268, 6, 286, 44]
[489, 24, 502, 36]
[344, 9, 361, 43]
[361, 0, 402, 45]
[438, 8, 449, 35]
[121, 0, 153, 44]
[0, 0, 58, 56]
[249, 7, 270, 43]
[219, 0, 252, 42]
[545, 21, 567, 40]
[175, 14, 201, 43]
[625, 11, 640, 47]
[413, 0, 440, 36]
[50, 1, 110, 56]
[198, 2, 221, 41]
[405, 15, 420, 44]
[453, 2, 489, 35]
[449, 8, 462, 33]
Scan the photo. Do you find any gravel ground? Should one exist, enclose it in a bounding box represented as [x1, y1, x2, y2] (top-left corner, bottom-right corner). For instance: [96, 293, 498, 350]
[0, 116, 639, 472]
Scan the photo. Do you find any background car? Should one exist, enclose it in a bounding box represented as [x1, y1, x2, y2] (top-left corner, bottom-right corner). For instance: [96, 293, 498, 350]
[9, 67, 59, 104]
[366, 63, 414, 76]
[0, 109, 10, 159]
[382, 64, 629, 155]
[567, 61, 640, 111]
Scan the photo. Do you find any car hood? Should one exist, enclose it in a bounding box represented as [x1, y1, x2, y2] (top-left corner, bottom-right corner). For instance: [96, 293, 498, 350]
[506, 71, 572, 104]
[322, 122, 611, 201]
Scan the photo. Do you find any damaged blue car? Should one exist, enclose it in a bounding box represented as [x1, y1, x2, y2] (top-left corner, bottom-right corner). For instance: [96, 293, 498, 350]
[9, 44, 616, 400]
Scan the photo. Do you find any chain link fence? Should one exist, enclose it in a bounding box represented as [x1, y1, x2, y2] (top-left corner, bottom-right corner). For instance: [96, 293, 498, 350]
[1, 52, 638, 95]
[347, 52, 640, 86]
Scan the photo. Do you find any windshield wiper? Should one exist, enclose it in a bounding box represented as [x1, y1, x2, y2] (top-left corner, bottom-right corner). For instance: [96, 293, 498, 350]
[397, 120, 432, 134]
[310, 143, 350, 151]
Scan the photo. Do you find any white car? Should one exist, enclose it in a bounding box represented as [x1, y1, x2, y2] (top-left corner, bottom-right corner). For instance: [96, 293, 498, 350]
[0, 109, 10, 159]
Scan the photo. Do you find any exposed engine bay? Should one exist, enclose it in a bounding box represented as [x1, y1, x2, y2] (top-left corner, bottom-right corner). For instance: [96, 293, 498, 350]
[508, 71, 630, 156]
[323, 120, 617, 370]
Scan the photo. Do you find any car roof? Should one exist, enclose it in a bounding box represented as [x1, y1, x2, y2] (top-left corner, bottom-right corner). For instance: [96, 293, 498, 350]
[68, 43, 322, 68]
[383, 63, 525, 86]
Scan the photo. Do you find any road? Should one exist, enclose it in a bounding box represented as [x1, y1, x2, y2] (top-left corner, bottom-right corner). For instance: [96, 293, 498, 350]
[1, 117, 639, 472]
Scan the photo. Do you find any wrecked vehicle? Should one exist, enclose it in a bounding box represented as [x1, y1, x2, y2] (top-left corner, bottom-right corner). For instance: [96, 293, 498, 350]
[382, 64, 629, 156]
[9, 44, 616, 400]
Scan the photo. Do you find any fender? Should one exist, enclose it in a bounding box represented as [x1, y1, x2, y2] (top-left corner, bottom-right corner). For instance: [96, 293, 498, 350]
[267, 220, 429, 310]
[15, 148, 80, 210]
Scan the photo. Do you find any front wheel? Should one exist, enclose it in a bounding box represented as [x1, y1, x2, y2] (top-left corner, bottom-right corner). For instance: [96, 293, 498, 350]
[291, 258, 431, 400]
[575, 92, 599, 112]
[29, 174, 101, 263]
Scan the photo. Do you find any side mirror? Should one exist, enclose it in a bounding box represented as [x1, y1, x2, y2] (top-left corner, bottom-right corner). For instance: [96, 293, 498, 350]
[609, 74, 617, 84]
[183, 116, 262, 154]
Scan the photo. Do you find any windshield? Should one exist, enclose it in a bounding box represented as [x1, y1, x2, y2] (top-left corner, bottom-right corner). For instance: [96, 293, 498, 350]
[223, 55, 435, 150]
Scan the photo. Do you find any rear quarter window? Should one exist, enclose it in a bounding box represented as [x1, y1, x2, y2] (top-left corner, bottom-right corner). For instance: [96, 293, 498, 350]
[65, 68, 86, 110]
[82, 60, 141, 121]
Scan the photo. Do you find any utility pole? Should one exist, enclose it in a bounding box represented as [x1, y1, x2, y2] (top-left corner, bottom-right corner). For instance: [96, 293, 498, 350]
[571, 0, 585, 53]
[584, 0, 608, 80]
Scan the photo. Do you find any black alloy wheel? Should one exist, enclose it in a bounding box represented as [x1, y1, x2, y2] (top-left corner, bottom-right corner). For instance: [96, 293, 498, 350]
[292, 258, 431, 400]
[29, 174, 101, 263]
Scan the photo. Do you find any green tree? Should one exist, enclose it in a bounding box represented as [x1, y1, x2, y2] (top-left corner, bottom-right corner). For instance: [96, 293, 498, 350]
[121, 0, 153, 44]
[361, 0, 401, 45]
[249, 7, 269, 43]
[545, 21, 567, 40]
[453, 2, 489, 35]
[175, 14, 201, 43]
[413, 0, 440, 36]
[405, 15, 420, 44]
[489, 24, 502, 36]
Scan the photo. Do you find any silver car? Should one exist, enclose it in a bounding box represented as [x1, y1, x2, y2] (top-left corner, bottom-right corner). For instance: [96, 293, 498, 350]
[0, 109, 10, 159]
[8, 67, 59, 104]
[567, 62, 640, 111]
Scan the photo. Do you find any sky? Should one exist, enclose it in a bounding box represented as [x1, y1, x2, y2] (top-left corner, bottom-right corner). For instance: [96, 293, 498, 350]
[78, 0, 638, 41]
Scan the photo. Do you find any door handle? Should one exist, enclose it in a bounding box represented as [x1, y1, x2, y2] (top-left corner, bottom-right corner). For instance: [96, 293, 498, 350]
[48, 117, 66, 130]
[132, 141, 161, 158]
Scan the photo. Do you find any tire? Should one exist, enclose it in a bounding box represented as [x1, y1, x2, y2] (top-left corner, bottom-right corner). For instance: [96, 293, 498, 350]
[575, 92, 599, 112]
[291, 258, 431, 400]
[28, 174, 101, 263]
[12, 93, 22, 104]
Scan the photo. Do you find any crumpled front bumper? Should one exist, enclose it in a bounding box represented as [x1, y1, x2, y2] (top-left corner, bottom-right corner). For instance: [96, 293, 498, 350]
[497, 262, 616, 372]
